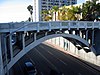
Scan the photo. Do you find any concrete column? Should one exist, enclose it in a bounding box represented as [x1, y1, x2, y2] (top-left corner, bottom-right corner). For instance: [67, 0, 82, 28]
[9, 34, 13, 60]
[22, 33, 25, 50]
[92, 30, 94, 45]
[17, 32, 23, 50]
[79, 31, 82, 38]
[45, 32, 48, 36]
[86, 30, 88, 41]
[34, 33, 37, 41]
[4, 36, 9, 75]
[0, 35, 4, 75]
[79, 30, 81, 37]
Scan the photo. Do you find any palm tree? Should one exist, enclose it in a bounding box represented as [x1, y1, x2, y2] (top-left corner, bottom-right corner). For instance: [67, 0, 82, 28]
[66, 8, 77, 20]
[58, 6, 68, 20]
[58, 5, 82, 21]
[82, 0, 100, 21]
[45, 15, 52, 21]
[41, 10, 49, 21]
[27, 5, 33, 22]
[52, 6, 59, 21]
[71, 6, 82, 20]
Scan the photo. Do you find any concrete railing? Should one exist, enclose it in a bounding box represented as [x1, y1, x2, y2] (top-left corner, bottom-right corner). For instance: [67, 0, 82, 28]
[0, 21, 100, 32]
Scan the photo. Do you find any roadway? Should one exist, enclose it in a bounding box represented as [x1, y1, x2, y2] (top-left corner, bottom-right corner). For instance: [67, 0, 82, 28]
[12, 43, 100, 75]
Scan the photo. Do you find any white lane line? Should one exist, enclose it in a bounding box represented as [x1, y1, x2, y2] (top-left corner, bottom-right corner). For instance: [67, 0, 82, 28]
[59, 59, 67, 66]
[40, 45, 68, 66]
[35, 48, 58, 71]
[40, 72, 44, 75]
[62, 73, 65, 75]
[78, 73, 82, 75]
[47, 50, 53, 55]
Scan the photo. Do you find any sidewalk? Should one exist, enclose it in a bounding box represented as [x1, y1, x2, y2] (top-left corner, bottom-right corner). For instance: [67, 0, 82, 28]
[44, 41, 100, 72]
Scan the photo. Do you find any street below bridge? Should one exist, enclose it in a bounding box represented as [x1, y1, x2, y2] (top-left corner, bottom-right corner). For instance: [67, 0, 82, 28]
[12, 43, 100, 75]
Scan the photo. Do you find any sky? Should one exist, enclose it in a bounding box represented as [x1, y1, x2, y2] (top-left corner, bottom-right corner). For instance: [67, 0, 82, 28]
[0, 0, 85, 23]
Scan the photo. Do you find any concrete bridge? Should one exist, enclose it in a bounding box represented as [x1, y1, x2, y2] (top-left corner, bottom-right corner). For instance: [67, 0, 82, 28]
[0, 21, 100, 75]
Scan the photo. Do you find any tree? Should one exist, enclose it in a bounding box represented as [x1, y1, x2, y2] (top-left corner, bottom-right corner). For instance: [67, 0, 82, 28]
[82, 0, 100, 21]
[58, 5, 81, 21]
[58, 6, 68, 20]
[70, 6, 82, 20]
[66, 8, 77, 20]
[52, 6, 59, 21]
[27, 5, 33, 22]
[45, 15, 52, 21]
[41, 10, 49, 21]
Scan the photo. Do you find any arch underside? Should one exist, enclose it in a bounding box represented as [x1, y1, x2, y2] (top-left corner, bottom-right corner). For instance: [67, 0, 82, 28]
[7, 33, 97, 71]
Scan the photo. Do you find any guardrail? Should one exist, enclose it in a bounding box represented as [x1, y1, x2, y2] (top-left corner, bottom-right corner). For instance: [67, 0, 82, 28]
[0, 21, 100, 32]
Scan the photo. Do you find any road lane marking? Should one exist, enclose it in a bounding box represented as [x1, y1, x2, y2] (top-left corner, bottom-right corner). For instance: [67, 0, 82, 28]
[78, 73, 82, 75]
[40, 72, 44, 75]
[59, 59, 67, 66]
[34, 48, 58, 71]
[47, 51, 53, 55]
[39, 45, 68, 66]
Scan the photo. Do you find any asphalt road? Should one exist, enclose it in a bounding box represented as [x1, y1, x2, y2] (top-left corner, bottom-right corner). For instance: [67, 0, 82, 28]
[12, 43, 100, 75]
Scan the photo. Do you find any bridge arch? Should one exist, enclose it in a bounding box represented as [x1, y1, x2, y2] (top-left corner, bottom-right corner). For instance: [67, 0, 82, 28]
[7, 33, 96, 71]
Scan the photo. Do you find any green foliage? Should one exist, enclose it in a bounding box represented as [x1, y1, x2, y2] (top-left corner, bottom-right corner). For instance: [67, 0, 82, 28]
[41, 10, 49, 21]
[27, 5, 33, 22]
[52, 6, 59, 12]
[27, 5, 33, 15]
[52, 6, 59, 21]
[41, 5, 82, 21]
[58, 5, 81, 21]
[82, 0, 100, 21]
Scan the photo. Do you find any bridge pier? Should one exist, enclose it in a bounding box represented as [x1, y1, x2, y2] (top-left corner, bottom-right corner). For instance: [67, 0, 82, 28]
[22, 32, 25, 50]
[0, 34, 4, 75]
[16, 32, 23, 50]
[9, 33, 13, 60]
[85, 30, 88, 42]
[1, 33, 10, 75]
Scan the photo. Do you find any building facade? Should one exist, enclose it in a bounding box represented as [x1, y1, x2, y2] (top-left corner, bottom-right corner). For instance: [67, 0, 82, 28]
[33, 0, 77, 22]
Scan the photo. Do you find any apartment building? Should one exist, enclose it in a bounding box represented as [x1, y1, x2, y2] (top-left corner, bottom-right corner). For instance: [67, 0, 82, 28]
[33, 0, 77, 22]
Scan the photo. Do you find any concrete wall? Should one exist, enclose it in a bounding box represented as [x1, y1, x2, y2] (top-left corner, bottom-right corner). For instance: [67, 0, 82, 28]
[46, 37, 100, 66]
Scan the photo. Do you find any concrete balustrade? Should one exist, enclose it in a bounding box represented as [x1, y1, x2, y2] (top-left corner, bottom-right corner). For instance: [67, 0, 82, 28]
[0, 21, 100, 33]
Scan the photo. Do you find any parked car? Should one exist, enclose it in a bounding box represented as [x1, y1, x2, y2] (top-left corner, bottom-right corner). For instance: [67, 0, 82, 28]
[24, 61, 37, 75]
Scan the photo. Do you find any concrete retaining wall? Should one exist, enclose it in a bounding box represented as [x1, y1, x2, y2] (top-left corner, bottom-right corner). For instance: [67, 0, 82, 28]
[46, 37, 100, 66]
